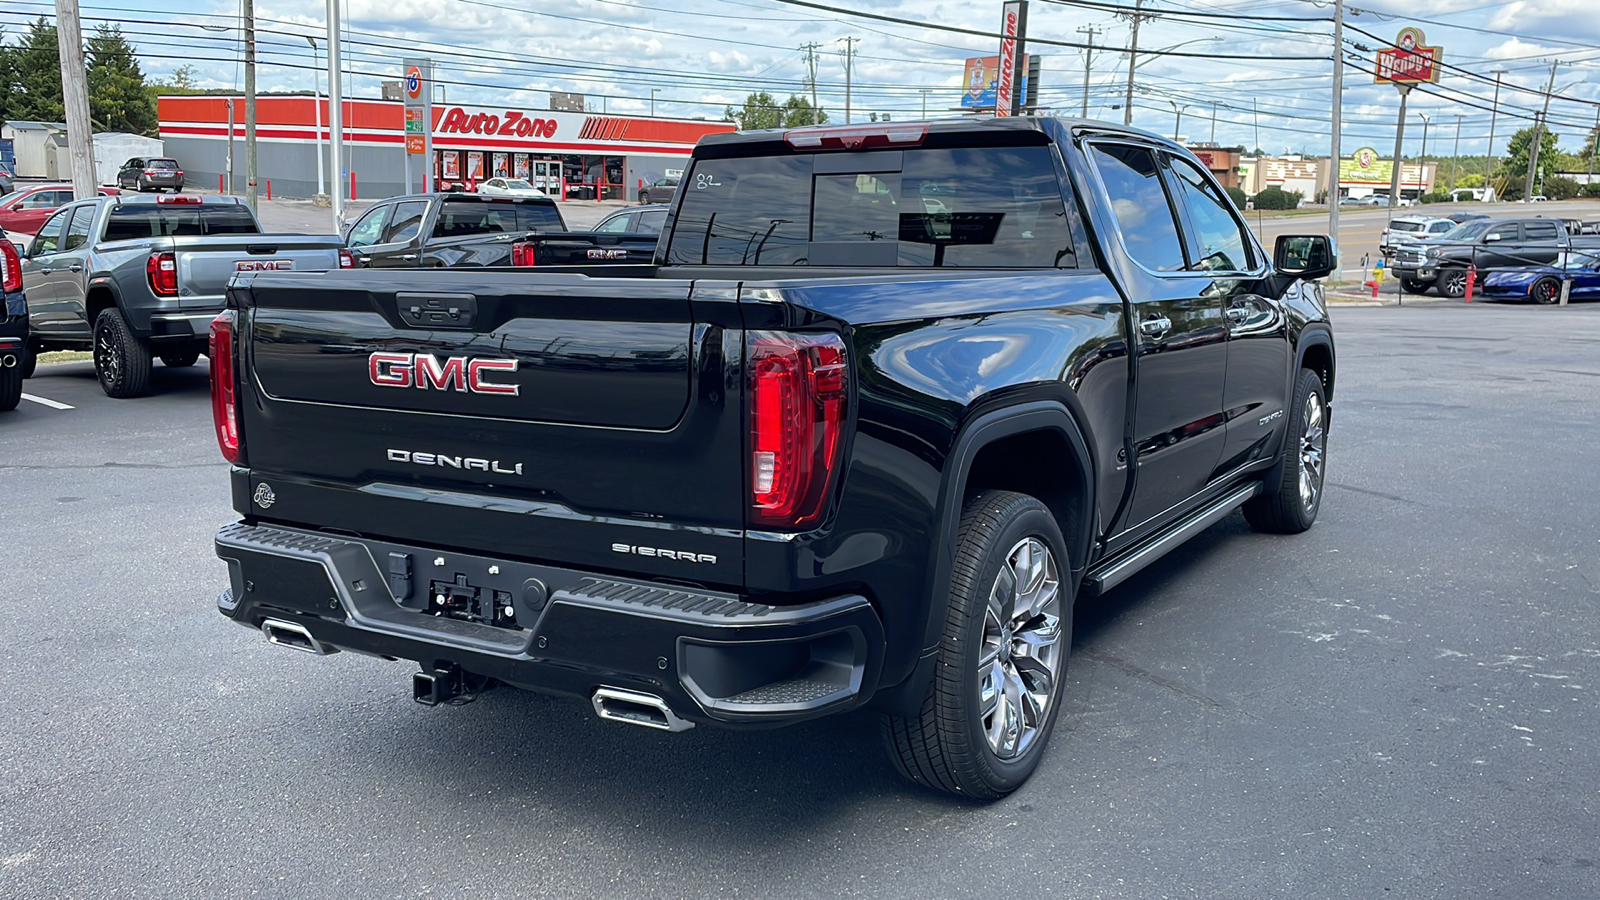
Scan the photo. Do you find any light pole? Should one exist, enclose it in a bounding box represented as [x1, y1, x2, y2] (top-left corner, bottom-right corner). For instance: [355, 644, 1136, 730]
[1122, 36, 1219, 126]
[1449, 113, 1462, 193]
[920, 88, 929, 119]
[307, 36, 325, 200]
[1485, 70, 1504, 200]
[1417, 112, 1430, 198]
[650, 88, 659, 117]
[1169, 100, 1190, 142]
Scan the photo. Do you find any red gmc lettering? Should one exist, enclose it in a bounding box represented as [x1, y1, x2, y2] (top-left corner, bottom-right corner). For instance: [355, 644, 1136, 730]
[367, 352, 519, 395]
[467, 359, 520, 395]
[415, 354, 467, 391]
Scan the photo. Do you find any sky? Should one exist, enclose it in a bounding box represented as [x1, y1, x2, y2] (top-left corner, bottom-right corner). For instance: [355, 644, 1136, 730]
[4, 0, 1599, 160]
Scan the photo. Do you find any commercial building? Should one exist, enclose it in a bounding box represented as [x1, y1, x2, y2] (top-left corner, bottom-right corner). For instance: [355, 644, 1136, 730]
[156, 96, 735, 201]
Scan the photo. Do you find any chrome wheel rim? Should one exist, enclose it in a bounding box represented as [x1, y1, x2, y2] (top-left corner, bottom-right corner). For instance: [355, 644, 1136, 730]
[977, 537, 1063, 760]
[95, 325, 120, 386]
[1298, 391, 1326, 513]
[1443, 271, 1465, 295]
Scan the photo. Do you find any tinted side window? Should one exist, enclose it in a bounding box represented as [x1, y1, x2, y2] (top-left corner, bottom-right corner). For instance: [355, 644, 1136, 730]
[1524, 221, 1558, 240]
[347, 205, 389, 247]
[637, 209, 667, 234]
[31, 209, 71, 255]
[62, 206, 94, 251]
[666, 156, 813, 265]
[1091, 144, 1187, 272]
[384, 201, 429, 244]
[1168, 156, 1252, 272]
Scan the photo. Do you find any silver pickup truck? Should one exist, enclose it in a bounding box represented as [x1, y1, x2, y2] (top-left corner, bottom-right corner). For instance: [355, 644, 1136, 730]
[21, 194, 347, 397]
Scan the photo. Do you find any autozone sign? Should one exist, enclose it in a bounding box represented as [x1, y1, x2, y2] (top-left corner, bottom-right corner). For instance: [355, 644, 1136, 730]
[437, 108, 558, 139]
[1374, 27, 1443, 85]
[994, 3, 1021, 117]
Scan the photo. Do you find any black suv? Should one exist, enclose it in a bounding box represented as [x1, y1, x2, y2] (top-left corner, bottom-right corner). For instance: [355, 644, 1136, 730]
[117, 158, 185, 193]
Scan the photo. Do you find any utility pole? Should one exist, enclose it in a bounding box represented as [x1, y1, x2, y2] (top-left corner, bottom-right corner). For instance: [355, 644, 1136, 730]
[1077, 25, 1100, 118]
[1449, 113, 1462, 192]
[1253, 97, 1260, 155]
[1417, 112, 1430, 197]
[839, 36, 859, 124]
[55, 0, 96, 200]
[650, 88, 659, 117]
[327, 0, 344, 230]
[920, 88, 930, 119]
[1588, 105, 1600, 182]
[801, 42, 821, 123]
[1387, 85, 1410, 208]
[1327, 0, 1343, 238]
[1485, 70, 1504, 201]
[1118, 0, 1155, 126]
[1210, 100, 1217, 144]
[244, 0, 258, 213]
[1526, 60, 1560, 201]
[1169, 100, 1189, 142]
[308, 37, 325, 200]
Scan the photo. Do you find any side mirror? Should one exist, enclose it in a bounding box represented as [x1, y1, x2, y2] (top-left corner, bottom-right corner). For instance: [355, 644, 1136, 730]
[1274, 234, 1335, 280]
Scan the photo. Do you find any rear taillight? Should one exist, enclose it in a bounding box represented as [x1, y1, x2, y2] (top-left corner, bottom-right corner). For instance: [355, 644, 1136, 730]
[146, 251, 177, 296]
[1, 241, 21, 293]
[748, 332, 848, 528]
[510, 241, 536, 266]
[210, 311, 242, 463]
[338, 249, 355, 269]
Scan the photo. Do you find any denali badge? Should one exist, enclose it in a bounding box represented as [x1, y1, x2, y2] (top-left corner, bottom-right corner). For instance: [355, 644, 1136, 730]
[388, 449, 523, 475]
[368, 352, 519, 395]
[1259, 409, 1284, 427]
[253, 482, 276, 509]
[612, 543, 717, 565]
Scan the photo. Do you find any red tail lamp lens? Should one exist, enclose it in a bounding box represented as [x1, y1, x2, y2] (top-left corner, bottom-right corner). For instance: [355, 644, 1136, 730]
[748, 332, 848, 528]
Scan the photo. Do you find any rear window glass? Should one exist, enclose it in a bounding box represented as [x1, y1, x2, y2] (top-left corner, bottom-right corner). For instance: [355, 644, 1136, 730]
[1391, 222, 1425, 233]
[432, 199, 563, 237]
[150, 159, 180, 170]
[665, 146, 1076, 268]
[102, 204, 259, 241]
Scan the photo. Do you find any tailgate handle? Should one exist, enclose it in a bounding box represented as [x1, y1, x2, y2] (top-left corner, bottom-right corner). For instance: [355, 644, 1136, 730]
[396, 292, 478, 330]
[245, 245, 279, 255]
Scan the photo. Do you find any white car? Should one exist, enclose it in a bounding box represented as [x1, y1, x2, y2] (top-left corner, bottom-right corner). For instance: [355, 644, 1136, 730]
[1380, 215, 1455, 256]
[478, 178, 549, 199]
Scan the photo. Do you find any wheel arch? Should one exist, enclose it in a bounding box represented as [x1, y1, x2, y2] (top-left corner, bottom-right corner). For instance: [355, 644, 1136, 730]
[873, 399, 1098, 717]
[1296, 325, 1335, 402]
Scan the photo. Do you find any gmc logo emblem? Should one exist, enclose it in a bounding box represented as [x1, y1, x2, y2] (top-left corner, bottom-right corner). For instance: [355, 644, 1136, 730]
[587, 248, 628, 259]
[368, 352, 519, 395]
[236, 260, 293, 271]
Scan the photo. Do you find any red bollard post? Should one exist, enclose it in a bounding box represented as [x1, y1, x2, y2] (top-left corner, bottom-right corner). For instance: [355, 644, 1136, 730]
[219, 174, 224, 193]
[350, 171, 357, 201]
[1464, 264, 1476, 303]
[266, 180, 271, 201]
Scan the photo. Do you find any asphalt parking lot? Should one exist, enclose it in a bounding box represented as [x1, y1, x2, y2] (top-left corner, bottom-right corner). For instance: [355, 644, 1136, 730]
[3, 302, 1598, 899]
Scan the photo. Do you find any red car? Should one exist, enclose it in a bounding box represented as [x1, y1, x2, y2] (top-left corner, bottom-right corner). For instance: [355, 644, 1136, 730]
[0, 184, 119, 235]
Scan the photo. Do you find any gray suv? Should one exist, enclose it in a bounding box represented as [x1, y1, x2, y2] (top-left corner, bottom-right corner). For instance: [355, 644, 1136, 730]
[116, 157, 185, 193]
[638, 177, 678, 205]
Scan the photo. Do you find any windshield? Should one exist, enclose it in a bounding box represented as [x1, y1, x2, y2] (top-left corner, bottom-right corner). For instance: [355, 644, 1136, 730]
[503, 179, 535, 190]
[1441, 221, 1490, 242]
[1390, 221, 1425, 233]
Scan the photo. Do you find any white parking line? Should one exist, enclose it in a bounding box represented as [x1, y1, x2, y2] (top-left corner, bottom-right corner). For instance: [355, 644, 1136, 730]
[20, 393, 74, 410]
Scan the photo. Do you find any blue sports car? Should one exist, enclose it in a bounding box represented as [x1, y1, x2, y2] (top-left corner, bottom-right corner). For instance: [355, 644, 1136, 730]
[1480, 250, 1600, 304]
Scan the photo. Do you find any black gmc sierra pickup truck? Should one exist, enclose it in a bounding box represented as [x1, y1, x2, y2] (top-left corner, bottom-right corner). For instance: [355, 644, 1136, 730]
[212, 117, 1336, 799]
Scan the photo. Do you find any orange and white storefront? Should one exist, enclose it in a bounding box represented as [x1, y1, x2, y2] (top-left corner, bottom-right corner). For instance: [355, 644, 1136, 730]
[157, 95, 734, 202]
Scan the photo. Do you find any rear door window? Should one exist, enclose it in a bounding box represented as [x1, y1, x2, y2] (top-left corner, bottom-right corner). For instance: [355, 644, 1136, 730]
[384, 201, 429, 244]
[665, 145, 1076, 268]
[1089, 144, 1188, 272]
[1524, 220, 1559, 241]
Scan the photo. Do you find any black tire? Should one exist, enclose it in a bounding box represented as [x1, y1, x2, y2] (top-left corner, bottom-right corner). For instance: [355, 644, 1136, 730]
[19, 341, 36, 379]
[882, 490, 1073, 800]
[1438, 267, 1468, 298]
[1531, 277, 1561, 305]
[0, 360, 20, 411]
[1400, 277, 1429, 295]
[1243, 369, 1328, 534]
[639, 192, 650, 205]
[93, 307, 152, 398]
[159, 347, 201, 368]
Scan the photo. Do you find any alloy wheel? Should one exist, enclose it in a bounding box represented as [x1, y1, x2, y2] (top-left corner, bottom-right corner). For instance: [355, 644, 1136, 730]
[977, 537, 1064, 760]
[1298, 391, 1327, 513]
[95, 324, 121, 387]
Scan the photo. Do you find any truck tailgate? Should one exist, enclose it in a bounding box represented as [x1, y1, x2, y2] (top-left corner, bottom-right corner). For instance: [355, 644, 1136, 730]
[177, 234, 343, 309]
[232, 269, 745, 581]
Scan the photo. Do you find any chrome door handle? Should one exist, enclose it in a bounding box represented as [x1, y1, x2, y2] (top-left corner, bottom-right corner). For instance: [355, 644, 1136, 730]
[38, 267, 52, 275]
[400, 254, 418, 261]
[1225, 306, 1249, 323]
[1139, 316, 1172, 338]
[68, 265, 83, 273]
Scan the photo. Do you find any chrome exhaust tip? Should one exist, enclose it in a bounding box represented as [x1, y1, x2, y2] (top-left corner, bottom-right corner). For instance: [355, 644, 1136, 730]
[0, 354, 15, 368]
[260, 618, 336, 655]
[591, 687, 694, 732]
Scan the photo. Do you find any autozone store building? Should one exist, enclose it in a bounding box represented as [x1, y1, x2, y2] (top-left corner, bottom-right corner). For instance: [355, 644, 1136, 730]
[157, 96, 734, 202]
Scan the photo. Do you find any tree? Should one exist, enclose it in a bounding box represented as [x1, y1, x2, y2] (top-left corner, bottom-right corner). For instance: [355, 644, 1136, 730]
[723, 91, 830, 130]
[0, 28, 17, 125]
[87, 25, 156, 134]
[11, 17, 64, 124]
[1497, 126, 1560, 191]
